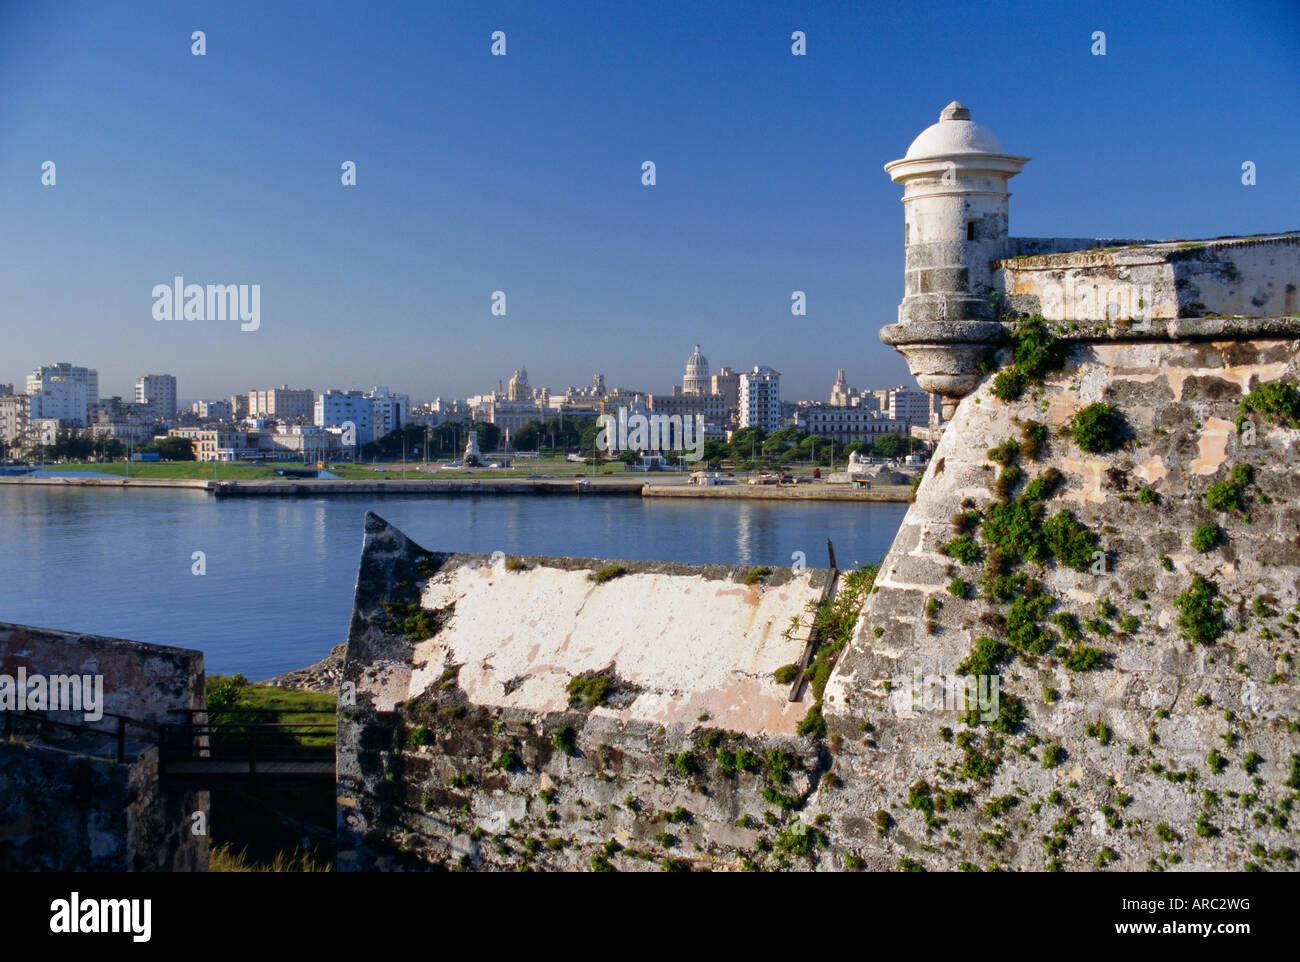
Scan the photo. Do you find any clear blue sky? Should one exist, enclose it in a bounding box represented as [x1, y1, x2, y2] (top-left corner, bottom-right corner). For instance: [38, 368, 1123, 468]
[1, 0, 1296, 404]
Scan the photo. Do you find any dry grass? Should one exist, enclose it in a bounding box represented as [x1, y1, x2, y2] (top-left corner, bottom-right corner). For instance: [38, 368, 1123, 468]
[210, 842, 332, 872]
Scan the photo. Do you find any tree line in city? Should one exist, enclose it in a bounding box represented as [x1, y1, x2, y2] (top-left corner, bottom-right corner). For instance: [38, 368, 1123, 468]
[364, 419, 925, 468]
[25, 430, 194, 463]
[21, 418, 924, 469]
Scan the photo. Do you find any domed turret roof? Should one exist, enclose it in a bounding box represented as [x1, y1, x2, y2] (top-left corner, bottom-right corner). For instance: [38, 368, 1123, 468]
[685, 344, 709, 376]
[903, 102, 1004, 159]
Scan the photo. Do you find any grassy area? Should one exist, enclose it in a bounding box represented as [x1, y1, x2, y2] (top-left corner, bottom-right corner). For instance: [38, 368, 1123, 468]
[322, 460, 606, 480]
[207, 674, 336, 748]
[34, 461, 285, 480]
[205, 676, 338, 869]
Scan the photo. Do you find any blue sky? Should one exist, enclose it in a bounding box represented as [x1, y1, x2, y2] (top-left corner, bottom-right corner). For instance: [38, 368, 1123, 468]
[1, 0, 1296, 404]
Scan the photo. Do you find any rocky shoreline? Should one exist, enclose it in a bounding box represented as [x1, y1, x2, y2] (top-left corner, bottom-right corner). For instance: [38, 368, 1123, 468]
[258, 643, 346, 693]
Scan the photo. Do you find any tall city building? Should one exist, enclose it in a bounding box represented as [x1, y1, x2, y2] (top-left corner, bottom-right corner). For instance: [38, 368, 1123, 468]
[248, 386, 314, 422]
[682, 345, 710, 395]
[28, 377, 88, 426]
[315, 391, 375, 445]
[368, 386, 408, 439]
[505, 367, 531, 402]
[314, 386, 408, 445]
[830, 369, 860, 407]
[0, 394, 30, 446]
[872, 385, 936, 427]
[135, 374, 177, 420]
[738, 366, 781, 433]
[710, 366, 740, 414]
[26, 363, 98, 423]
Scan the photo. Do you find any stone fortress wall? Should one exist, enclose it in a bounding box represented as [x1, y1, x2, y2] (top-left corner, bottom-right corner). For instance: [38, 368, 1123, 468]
[0, 623, 208, 871]
[335, 512, 838, 871]
[335, 102, 1299, 871]
[1000, 234, 1299, 323]
[819, 333, 1300, 870]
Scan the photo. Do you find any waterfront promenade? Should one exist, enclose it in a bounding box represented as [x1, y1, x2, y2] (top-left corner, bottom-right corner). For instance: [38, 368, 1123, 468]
[0, 473, 913, 502]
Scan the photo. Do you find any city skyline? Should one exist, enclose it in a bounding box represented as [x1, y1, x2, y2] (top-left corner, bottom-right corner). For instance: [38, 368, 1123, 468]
[6, 345, 918, 411]
[3, 0, 1297, 401]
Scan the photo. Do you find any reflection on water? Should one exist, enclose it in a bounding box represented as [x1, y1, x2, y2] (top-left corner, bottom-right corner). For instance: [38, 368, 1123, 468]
[0, 487, 907, 678]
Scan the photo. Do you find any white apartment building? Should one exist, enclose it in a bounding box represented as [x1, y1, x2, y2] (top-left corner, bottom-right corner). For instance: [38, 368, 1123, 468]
[0, 394, 30, 445]
[738, 366, 781, 434]
[192, 399, 232, 420]
[27, 363, 98, 412]
[248, 386, 314, 422]
[29, 377, 88, 426]
[368, 386, 408, 439]
[135, 374, 177, 420]
[315, 390, 375, 446]
[872, 385, 938, 427]
[27, 364, 97, 425]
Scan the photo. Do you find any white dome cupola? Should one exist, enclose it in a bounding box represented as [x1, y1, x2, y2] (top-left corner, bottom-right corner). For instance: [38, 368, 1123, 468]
[884, 102, 1029, 325]
[879, 103, 1030, 418]
[902, 101, 1005, 158]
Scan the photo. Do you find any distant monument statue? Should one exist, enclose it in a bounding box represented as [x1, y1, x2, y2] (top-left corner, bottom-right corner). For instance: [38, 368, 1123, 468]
[463, 429, 483, 466]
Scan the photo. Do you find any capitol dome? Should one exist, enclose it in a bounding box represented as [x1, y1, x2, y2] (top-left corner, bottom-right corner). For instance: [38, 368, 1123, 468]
[685, 345, 709, 377]
[903, 102, 1004, 159]
[683, 344, 710, 395]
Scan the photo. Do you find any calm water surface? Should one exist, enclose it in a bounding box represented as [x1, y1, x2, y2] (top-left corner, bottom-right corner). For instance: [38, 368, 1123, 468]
[0, 487, 907, 677]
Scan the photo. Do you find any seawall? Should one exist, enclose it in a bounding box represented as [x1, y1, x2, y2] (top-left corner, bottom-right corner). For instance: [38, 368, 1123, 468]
[0, 474, 914, 502]
[643, 482, 912, 502]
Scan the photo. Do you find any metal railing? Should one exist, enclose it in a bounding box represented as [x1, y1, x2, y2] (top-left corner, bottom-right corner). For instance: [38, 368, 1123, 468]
[2, 705, 336, 776]
[0, 707, 160, 764]
[158, 708, 335, 774]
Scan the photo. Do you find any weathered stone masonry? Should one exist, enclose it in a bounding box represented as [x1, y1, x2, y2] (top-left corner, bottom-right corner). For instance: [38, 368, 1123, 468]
[819, 330, 1300, 871]
[336, 513, 840, 871]
[335, 104, 1300, 871]
[0, 623, 208, 871]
